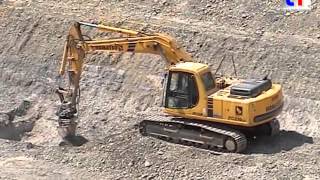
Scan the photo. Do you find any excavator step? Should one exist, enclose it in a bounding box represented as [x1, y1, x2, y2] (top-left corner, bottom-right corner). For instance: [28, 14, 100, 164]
[139, 116, 247, 153]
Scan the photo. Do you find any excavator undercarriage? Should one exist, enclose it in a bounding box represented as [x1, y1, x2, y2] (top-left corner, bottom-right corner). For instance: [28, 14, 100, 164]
[139, 116, 280, 153]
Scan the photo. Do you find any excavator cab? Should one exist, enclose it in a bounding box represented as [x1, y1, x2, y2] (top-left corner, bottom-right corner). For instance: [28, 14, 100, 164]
[163, 62, 216, 117]
[164, 68, 216, 109]
[164, 62, 217, 110]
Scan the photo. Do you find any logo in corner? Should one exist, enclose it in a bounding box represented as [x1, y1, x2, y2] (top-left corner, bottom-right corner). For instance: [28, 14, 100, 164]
[284, 0, 311, 10]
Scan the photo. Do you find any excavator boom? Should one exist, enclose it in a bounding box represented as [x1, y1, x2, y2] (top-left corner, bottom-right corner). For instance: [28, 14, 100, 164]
[59, 22, 192, 76]
[56, 21, 194, 138]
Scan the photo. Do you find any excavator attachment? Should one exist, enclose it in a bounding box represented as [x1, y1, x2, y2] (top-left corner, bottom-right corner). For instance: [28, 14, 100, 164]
[55, 87, 78, 139]
[57, 116, 77, 139]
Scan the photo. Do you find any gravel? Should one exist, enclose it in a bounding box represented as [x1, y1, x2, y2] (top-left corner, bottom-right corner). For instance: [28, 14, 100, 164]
[0, 0, 319, 179]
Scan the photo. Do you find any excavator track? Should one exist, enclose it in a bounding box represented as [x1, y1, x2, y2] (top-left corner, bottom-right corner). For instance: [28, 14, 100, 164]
[139, 116, 247, 153]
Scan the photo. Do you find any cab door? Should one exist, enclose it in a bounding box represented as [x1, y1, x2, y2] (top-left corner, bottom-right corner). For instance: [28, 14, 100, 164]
[164, 71, 198, 109]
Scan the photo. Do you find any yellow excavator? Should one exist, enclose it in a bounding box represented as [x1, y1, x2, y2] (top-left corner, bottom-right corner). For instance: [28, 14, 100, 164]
[56, 21, 284, 152]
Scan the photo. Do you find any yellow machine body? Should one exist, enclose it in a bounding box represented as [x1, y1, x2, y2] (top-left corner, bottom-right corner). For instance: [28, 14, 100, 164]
[164, 62, 283, 127]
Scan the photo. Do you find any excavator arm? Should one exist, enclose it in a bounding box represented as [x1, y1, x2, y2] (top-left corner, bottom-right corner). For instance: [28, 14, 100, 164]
[56, 21, 193, 135]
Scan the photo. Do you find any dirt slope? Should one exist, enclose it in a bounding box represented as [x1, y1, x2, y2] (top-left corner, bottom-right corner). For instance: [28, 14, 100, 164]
[0, 0, 319, 179]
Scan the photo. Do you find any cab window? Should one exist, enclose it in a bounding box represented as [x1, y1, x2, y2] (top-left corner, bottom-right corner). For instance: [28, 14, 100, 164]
[165, 71, 198, 108]
[201, 72, 215, 91]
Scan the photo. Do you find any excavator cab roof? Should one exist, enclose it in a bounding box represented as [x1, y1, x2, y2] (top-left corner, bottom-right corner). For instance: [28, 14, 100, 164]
[170, 62, 209, 74]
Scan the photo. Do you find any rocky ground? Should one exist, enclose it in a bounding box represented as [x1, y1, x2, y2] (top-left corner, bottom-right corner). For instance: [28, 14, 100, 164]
[0, 0, 319, 179]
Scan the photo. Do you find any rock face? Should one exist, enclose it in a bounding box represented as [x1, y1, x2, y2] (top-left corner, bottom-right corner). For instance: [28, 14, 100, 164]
[0, 0, 319, 179]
